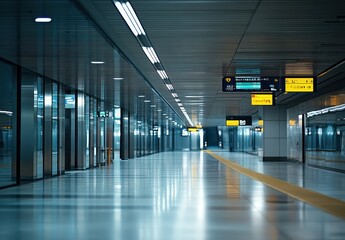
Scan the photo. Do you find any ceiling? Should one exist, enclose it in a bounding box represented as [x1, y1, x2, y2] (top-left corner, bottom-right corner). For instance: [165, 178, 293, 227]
[1, 0, 345, 127]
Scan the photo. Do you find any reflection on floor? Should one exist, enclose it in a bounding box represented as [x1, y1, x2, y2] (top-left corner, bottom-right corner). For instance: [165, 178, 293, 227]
[306, 150, 345, 172]
[0, 155, 15, 187]
[0, 151, 345, 240]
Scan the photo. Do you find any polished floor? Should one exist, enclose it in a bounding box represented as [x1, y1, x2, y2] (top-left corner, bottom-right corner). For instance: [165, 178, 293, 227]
[1, 151, 345, 240]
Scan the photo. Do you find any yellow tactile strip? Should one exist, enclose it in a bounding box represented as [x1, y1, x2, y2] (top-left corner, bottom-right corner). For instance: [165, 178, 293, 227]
[205, 150, 345, 220]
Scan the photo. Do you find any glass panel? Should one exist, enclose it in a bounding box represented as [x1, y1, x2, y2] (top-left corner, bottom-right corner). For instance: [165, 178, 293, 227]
[85, 95, 90, 168]
[93, 99, 97, 166]
[0, 60, 16, 187]
[52, 83, 58, 175]
[306, 110, 345, 171]
[35, 77, 44, 178]
[114, 108, 121, 160]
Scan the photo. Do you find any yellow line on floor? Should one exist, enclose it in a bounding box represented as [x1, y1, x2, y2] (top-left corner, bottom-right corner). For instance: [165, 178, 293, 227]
[205, 150, 345, 220]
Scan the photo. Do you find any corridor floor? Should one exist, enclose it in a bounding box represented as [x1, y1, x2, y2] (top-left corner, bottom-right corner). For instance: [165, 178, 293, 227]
[0, 151, 345, 240]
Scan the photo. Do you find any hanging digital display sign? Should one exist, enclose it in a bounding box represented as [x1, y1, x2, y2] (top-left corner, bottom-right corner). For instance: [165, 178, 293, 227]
[251, 93, 274, 106]
[226, 116, 252, 126]
[284, 77, 315, 92]
[222, 76, 280, 92]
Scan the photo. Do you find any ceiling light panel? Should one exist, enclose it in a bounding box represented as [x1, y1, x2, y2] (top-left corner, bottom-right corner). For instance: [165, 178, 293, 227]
[35, 17, 52, 23]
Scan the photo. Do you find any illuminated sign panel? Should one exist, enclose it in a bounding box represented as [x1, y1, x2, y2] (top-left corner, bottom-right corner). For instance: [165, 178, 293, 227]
[284, 77, 315, 92]
[226, 116, 252, 126]
[226, 120, 239, 126]
[187, 127, 199, 132]
[251, 93, 274, 106]
[98, 111, 109, 117]
[222, 76, 280, 92]
[65, 95, 75, 109]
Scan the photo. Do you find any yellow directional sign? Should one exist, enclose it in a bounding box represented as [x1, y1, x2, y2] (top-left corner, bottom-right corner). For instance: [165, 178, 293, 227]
[187, 127, 199, 132]
[251, 93, 274, 106]
[226, 120, 239, 126]
[285, 77, 314, 92]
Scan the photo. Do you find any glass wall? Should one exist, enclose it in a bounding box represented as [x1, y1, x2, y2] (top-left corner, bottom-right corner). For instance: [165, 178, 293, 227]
[306, 110, 345, 171]
[288, 87, 345, 172]
[114, 107, 121, 160]
[227, 126, 262, 155]
[90, 98, 97, 167]
[0, 60, 17, 188]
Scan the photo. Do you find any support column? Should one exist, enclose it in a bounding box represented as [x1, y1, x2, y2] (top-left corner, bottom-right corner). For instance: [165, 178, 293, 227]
[128, 112, 135, 159]
[262, 105, 287, 161]
[120, 108, 129, 160]
[76, 92, 86, 169]
[44, 80, 52, 176]
[20, 70, 35, 179]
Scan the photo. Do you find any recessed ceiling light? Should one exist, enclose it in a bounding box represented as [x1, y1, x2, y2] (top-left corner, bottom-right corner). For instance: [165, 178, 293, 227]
[91, 61, 104, 64]
[113, 77, 123, 80]
[138, 95, 145, 98]
[144, 100, 151, 103]
[35, 17, 52, 23]
[157, 109, 162, 112]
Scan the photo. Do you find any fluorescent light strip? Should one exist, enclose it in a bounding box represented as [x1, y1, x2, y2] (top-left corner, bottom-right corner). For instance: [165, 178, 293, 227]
[114, 1, 145, 36]
[172, 93, 178, 98]
[122, 3, 142, 35]
[175, 98, 181, 102]
[115, 2, 138, 36]
[157, 70, 169, 79]
[166, 84, 174, 90]
[35, 17, 52, 23]
[142, 47, 160, 64]
[178, 103, 183, 106]
[157, 70, 165, 79]
[0, 110, 13, 116]
[114, 2, 192, 126]
[147, 47, 160, 63]
[307, 103, 345, 118]
[125, 2, 146, 35]
[183, 111, 193, 126]
[161, 71, 168, 79]
[142, 47, 156, 63]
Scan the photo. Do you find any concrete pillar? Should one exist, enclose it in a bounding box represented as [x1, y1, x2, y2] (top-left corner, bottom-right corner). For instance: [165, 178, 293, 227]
[262, 105, 287, 161]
